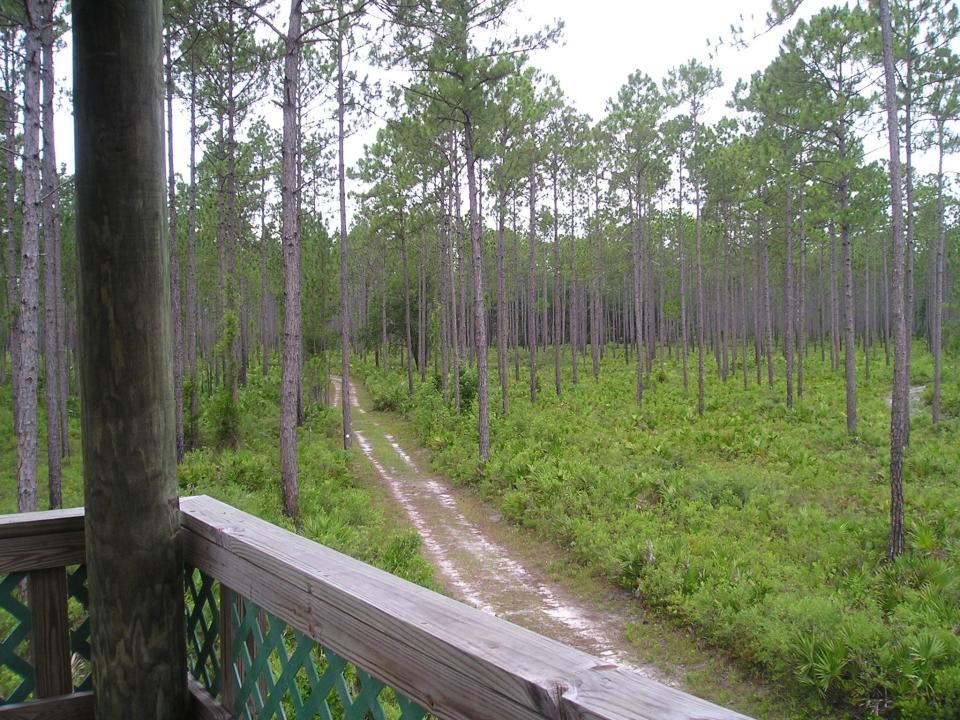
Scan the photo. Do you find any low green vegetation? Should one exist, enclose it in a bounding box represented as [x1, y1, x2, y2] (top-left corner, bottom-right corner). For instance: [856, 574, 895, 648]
[357, 346, 960, 719]
[0, 364, 435, 587]
[178, 364, 435, 586]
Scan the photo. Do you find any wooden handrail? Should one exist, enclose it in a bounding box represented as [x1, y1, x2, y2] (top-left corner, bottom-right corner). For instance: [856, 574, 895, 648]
[0, 508, 84, 574]
[180, 495, 751, 720]
[0, 500, 752, 720]
[0, 505, 226, 719]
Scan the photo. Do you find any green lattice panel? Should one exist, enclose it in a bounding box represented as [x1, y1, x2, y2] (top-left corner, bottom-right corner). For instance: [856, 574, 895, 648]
[185, 567, 221, 695]
[0, 572, 33, 704]
[228, 595, 431, 720]
[67, 565, 92, 691]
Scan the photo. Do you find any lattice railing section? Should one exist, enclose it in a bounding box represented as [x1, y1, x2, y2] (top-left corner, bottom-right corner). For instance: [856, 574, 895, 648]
[184, 568, 432, 720]
[0, 572, 32, 704]
[0, 566, 92, 704]
[227, 595, 431, 720]
[185, 567, 221, 695]
[68, 565, 92, 691]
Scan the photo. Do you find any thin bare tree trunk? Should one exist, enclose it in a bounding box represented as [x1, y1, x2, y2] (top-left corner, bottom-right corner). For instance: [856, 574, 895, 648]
[865, 255, 871, 383]
[694, 184, 705, 415]
[740, 257, 748, 390]
[632, 194, 644, 405]
[590, 178, 601, 382]
[401, 223, 414, 395]
[336, 7, 352, 450]
[3, 32, 20, 449]
[839, 138, 857, 434]
[879, 0, 907, 559]
[569, 183, 578, 384]
[496, 187, 508, 411]
[527, 162, 537, 403]
[882, 248, 890, 367]
[784, 183, 794, 410]
[449, 153, 461, 413]
[830, 223, 840, 371]
[932, 121, 946, 424]
[279, 0, 303, 519]
[464, 119, 489, 460]
[903, 57, 914, 447]
[753, 228, 761, 386]
[186, 55, 199, 450]
[165, 37, 184, 462]
[17, 1, 43, 513]
[678, 157, 689, 391]
[40, 0, 62, 506]
[798, 195, 806, 399]
[1, 39, 17, 414]
[552, 168, 561, 397]
[418, 239, 426, 382]
[259, 181, 270, 375]
[763, 226, 774, 388]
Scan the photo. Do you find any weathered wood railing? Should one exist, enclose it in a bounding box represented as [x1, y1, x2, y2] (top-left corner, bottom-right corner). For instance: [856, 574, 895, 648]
[0, 506, 92, 719]
[1, 496, 751, 720]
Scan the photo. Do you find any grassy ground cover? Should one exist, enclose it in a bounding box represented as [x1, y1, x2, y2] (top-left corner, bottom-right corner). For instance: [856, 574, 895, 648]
[0, 365, 433, 585]
[0, 364, 435, 701]
[357, 345, 960, 719]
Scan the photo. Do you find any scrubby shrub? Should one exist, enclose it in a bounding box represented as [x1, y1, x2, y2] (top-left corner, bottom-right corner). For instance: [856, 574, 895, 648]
[209, 383, 242, 450]
[358, 346, 960, 716]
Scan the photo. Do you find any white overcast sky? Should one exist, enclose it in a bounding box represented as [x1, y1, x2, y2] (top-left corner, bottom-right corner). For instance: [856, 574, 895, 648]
[51, 0, 955, 220]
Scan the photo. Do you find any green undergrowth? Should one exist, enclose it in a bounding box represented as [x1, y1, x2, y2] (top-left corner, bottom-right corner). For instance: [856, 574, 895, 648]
[179, 364, 435, 587]
[0, 363, 435, 587]
[0, 382, 85, 513]
[356, 345, 960, 720]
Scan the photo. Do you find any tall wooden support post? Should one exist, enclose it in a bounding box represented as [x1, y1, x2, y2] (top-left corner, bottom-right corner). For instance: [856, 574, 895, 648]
[72, 1, 188, 717]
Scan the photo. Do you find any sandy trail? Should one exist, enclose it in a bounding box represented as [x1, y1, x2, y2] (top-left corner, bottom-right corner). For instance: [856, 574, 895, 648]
[331, 375, 671, 683]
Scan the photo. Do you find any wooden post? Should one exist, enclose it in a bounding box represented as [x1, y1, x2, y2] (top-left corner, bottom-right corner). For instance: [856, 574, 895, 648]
[72, 1, 187, 717]
[29, 567, 71, 697]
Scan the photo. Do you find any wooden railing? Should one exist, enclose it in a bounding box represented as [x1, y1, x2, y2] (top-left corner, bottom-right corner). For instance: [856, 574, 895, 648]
[0, 506, 92, 719]
[1, 496, 751, 720]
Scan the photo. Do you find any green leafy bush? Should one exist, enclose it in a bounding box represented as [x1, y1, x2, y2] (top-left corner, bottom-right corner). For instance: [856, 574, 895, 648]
[359, 347, 960, 718]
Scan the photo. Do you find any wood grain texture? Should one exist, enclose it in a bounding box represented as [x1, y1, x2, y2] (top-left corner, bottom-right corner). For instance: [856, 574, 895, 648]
[181, 495, 752, 720]
[0, 507, 83, 540]
[28, 567, 72, 697]
[188, 676, 234, 720]
[0, 692, 94, 720]
[0, 509, 85, 573]
[73, 0, 188, 716]
[0, 532, 84, 573]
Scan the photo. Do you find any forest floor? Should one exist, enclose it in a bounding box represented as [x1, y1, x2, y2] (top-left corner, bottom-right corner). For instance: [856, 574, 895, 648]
[333, 374, 795, 719]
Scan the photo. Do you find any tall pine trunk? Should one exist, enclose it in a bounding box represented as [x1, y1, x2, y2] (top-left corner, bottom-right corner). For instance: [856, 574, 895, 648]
[839, 135, 857, 434]
[527, 161, 537, 403]
[552, 167, 561, 397]
[784, 183, 794, 410]
[880, 0, 907, 558]
[632, 193, 644, 405]
[279, 0, 302, 519]
[694, 185, 705, 416]
[40, 0, 62, 506]
[16, 2, 43, 513]
[337, 6, 352, 450]
[165, 37, 184, 462]
[496, 185, 509, 412]
[186, 58, 200, 449]
[464, 118, 489, 460]
[401, 222, 414, 395]
[932, 121, 946, 424]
